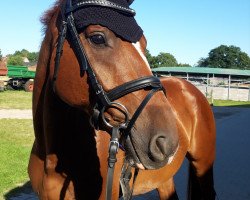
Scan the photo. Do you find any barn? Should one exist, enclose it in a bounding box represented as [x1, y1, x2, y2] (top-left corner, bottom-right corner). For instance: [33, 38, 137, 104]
[152, 67, 250, 101]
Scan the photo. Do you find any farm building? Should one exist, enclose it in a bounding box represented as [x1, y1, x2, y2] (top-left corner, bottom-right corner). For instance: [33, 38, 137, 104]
[152, 67, 250, 101]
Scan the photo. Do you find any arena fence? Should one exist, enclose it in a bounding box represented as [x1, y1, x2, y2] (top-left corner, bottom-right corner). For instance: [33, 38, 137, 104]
[153, 67, 250, 102]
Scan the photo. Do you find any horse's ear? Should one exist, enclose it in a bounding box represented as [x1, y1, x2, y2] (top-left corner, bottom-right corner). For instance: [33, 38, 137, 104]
[127, 0, 134, 5]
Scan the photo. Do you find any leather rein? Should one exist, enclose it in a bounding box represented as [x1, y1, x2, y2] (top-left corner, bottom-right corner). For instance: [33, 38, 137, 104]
[53, 0, 165, 199]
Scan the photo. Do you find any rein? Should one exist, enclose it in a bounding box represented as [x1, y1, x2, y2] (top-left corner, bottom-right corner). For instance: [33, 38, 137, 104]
[53, 1, 165, 199]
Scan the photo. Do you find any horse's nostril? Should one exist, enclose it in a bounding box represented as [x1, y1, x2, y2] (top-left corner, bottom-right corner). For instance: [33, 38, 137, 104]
[156, 136, 169, 155]
[149, 134, 175, 162]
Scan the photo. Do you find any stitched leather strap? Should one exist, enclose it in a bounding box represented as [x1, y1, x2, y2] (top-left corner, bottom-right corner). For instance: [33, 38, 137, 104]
[107, 76, 163, 101]
[125, 87, 162, 134]
[106, 127, 120, 200]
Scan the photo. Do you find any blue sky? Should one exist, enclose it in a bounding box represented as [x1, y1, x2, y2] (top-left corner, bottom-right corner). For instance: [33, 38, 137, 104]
[0, 0, 249, 66]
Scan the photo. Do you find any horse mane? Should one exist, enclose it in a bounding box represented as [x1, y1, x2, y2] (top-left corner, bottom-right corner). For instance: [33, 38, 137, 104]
[34, 1, 65, 97]
[40, 0, 63, 33]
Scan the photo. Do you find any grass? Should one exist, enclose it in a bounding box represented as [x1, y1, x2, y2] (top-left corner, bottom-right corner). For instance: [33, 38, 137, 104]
[0, 91, 32, 109]
[0, 119, 34, 199]
[0, 90, 249, 109]
[211, 99, 250, 107]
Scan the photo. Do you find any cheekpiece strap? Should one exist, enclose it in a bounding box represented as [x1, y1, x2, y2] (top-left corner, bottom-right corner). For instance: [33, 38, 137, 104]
[106, 126, 121, 200]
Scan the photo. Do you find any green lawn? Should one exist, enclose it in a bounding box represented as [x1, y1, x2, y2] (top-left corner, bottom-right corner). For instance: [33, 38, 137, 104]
[0, 119, 34, 198]
[0, 90, 249, 109]
[211, 99, 250, 107]
[0, 91, 32, 109]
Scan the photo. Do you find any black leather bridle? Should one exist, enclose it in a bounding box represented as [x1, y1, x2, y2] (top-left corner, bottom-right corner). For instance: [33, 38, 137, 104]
[53, 0, 165, 199]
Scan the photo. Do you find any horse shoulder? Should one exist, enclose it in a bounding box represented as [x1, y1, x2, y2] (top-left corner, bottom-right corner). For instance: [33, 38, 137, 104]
[160, 76, 215, 136]
[161, 76, 216, 171]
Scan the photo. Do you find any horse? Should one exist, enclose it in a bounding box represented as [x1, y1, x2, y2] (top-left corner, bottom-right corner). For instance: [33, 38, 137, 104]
[28, 0, 216, 199]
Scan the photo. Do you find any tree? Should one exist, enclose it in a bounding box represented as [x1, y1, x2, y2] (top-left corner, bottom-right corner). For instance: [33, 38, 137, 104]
[198, 45, 250, 69]
[145, 49, 159, 68]
[155, 52, 178, 67]
[0, 49, 2, 61]
[145, 49, 191, 68]
[27, 52, 39, 63]
[145, 50, 179, 68]
[7, 55, 24, 65]
[178, 63, 191, 67]
[7, 49, 39, 65]
[13, 49, 29, 57]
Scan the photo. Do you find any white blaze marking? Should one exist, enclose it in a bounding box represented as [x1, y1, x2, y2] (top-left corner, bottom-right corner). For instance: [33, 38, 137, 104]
[132, 42, 151, 69]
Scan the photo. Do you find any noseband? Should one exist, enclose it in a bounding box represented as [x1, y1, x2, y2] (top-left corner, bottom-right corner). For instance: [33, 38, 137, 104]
[53, 0, 165, 199]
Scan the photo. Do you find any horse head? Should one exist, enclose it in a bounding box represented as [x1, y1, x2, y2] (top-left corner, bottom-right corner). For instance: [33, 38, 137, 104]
[50, 0, 179, 170]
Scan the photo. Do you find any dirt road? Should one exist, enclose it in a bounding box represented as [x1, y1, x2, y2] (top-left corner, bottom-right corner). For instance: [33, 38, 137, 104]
[0, 109, 32, 119]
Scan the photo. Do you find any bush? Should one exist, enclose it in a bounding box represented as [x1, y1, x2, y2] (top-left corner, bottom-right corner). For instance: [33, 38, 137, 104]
[7, 55, 24, 66]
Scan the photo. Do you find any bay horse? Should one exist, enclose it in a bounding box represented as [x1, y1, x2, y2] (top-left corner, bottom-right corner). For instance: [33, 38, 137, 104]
[28, 0, 216, 199]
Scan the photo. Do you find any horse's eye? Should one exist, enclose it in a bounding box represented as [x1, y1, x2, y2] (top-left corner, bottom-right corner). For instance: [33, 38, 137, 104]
[89, 34, 107, 45]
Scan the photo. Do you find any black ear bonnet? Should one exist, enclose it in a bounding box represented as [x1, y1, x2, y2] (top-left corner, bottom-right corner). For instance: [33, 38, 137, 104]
[72, 0, 143, 43]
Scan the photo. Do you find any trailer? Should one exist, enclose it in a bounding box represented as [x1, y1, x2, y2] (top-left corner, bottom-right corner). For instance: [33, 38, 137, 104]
[0, 65, 36, 92]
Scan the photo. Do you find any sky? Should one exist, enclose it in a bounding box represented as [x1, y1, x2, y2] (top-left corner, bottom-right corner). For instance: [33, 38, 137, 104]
[0, 0, 249, 66]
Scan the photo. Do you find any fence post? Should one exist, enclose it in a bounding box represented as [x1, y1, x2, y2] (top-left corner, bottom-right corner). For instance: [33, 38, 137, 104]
[205, 74, 209, 98]
[248, 86, 250, 101]
[211, 74, 214, 104]
[228, 75, 231, 100]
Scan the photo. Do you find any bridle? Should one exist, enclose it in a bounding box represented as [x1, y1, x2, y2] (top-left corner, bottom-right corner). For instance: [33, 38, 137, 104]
[53, 0, 165, 199]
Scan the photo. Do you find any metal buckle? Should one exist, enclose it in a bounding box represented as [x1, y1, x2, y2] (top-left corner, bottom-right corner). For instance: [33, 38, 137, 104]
[96, 85, 103, 95]
[101, 102, 129, 128]
[109, 140, 119, 153]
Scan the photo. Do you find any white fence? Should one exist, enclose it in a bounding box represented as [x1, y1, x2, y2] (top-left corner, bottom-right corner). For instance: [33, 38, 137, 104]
[195, 85, 250, 101]
[189, 75, 250, 101]
[159, 74, 250, 101]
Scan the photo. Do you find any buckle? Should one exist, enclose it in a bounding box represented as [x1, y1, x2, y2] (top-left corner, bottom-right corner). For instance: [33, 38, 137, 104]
[109, 140, 119, 153]
[101, 102, 129, 129]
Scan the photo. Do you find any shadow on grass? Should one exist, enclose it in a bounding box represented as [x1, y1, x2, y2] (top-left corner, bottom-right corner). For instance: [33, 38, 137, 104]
[212, 104, 250, 108]
[4, 181, 38, 200]
[227, 104, 250, 108]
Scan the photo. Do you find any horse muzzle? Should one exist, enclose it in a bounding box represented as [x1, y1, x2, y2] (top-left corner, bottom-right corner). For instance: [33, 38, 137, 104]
[125, 130, 179, 170]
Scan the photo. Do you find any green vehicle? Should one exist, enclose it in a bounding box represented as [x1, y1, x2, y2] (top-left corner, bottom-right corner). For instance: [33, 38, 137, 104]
[6, 65, 36, 92]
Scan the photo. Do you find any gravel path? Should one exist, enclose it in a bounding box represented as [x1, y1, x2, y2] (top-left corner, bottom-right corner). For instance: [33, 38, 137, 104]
[0, 109, 32, 119]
